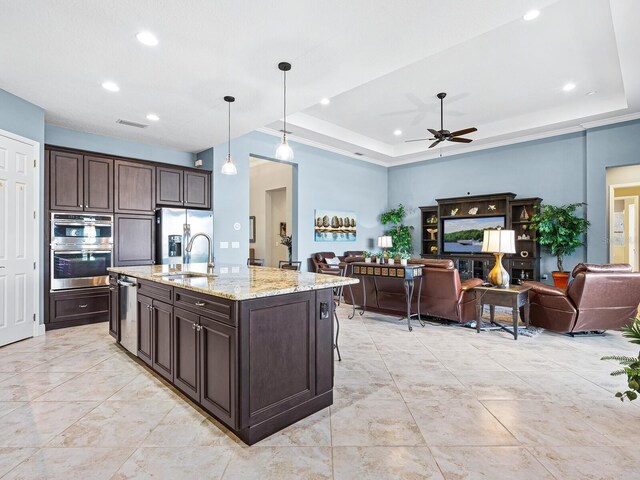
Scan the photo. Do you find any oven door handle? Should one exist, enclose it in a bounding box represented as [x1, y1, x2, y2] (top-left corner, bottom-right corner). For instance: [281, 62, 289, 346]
[52, 221, 113, 227]
[52, 250, 113, 255]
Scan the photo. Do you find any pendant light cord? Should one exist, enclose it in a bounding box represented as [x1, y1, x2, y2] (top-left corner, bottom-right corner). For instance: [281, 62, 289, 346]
[228, 100, 231, 157]
[283, 69, 287, 136]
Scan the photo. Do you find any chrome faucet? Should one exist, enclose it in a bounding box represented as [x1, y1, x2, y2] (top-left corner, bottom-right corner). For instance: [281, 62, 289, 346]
[186, 233, 215, 273]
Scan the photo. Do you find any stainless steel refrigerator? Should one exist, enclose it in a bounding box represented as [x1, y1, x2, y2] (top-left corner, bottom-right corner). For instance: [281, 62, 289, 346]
[156, 208, 213, 265]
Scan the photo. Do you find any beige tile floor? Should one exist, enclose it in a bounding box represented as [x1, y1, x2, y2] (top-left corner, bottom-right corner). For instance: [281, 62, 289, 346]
[1, 305, 639, 479]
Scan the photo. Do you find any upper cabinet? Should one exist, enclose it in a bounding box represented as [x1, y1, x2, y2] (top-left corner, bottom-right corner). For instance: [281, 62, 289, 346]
[50, 151, 113, 212]
[157, 167, 210, 210]
[115, 160, 156, 215]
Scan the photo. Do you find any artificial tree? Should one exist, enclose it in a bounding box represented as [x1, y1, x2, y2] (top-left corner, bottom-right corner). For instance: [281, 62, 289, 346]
[380, 204, 414, 255]
[530, 202, 589, 279]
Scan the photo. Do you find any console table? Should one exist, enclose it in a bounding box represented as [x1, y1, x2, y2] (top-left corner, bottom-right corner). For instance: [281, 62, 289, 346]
[350, 262, 424, 331]
[473, 284, 531, 340]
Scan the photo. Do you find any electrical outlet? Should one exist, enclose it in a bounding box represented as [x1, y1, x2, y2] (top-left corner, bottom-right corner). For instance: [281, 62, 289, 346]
[231, 242, 239, 249]
[541, 273, 548, 280]
[220, 242, 229, 249]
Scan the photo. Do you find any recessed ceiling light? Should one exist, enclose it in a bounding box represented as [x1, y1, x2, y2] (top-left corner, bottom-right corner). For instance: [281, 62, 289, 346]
[146, 113, 160, 121]
[102, 81, 120, 92]
[586, 91, 597, 96]
[320, 98, 330, 105]
[393, 129, 402, 136]
[523, 9, 540, 21]
[563, 83, 576, 92]
[136, 31, 159, 46]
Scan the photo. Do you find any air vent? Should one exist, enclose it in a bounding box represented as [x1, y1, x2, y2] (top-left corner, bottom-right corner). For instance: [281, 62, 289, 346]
[116, 119, 148, 129]
[354, 152, 364, 156]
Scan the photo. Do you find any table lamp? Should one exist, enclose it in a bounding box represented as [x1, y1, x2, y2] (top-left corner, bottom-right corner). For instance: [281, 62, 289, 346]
[377, 236, 393, 263]
[481, 229, 515, 288]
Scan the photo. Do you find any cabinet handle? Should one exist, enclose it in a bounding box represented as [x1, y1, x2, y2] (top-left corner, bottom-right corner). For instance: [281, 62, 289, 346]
[109, 287, 115, 291]
[192, 323, 196, 330]
[78, 304, 88, 308]
[196, 325, 202, 332]
[194, 301, 206, 307]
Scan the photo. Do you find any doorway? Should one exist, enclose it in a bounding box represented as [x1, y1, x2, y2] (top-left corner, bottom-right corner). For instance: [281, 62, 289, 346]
[249, 157, 293, 267]
[609, 186, 640, 271]
[0, 128, 40, 346]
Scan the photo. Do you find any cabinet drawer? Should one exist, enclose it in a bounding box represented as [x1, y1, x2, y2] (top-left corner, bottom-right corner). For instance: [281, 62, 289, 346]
[174, 288, 235, 326]
[138, 279, 173, 303]
[50, 290, 109, 323]
[511, 260, 534, 269]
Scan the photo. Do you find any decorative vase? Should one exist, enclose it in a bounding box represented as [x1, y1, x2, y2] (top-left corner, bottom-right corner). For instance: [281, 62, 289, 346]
[365, 258, 371, 263]
[552, 271, 570, 289]
[400, 259, 408, 266]
[388, 258, 395, 265]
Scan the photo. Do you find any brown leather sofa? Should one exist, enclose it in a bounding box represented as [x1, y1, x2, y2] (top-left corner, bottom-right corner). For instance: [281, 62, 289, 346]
[310, 252, 345, 273]
[525, 263, 640, 333]
[342, 257, 482, 322]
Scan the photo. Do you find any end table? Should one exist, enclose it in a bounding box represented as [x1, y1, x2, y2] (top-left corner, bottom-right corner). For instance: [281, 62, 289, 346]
[473, 284, 531, 340]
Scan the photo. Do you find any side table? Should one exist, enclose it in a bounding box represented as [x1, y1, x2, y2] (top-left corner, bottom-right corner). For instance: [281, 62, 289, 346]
[473, 284, 531, 340]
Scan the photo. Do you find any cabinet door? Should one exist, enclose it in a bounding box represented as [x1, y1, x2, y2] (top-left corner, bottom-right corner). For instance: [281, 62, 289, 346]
[114, 160, 156, 214]
[108, 283, 119, 340]
[84, 156, 113, 212]
[50, 150, 83, 211]
[199, 315, 236, 427]
[114, 214, 155, 266]
[137, 294, 153, 365]
[184, 171, 210, 209]
[173, 308, 199, 402]
[156, 167, 184, 206]
[152, 300, 174, 382]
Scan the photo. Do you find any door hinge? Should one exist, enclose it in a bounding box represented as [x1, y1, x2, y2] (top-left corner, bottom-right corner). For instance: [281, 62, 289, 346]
[33, 210, 36, 219]
[33, 261, 36, 270]
[33, 313, 36, 322]
[33, 159, 36, 167]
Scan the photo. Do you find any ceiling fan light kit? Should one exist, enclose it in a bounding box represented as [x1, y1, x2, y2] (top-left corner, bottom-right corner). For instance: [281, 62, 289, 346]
[406, 92, 477, 148]
[275, 61, 294, 161]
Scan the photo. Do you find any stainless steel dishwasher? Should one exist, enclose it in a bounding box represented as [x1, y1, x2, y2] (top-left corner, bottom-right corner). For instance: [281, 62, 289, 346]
[118, 275, 138, 354]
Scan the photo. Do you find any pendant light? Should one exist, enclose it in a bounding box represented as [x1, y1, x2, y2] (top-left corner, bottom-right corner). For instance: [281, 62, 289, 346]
[221, 96, 237, 175]
[275, 61, 294, 161]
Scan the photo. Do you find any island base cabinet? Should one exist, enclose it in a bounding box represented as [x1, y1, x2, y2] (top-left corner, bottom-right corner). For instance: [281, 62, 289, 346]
[137, 294, 153, 365]
[173, 308, 200, 403]
[152, 300, 174, 382]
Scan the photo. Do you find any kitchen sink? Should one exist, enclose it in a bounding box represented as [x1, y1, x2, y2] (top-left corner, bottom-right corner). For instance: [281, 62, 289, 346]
[155, 272, 212, 281]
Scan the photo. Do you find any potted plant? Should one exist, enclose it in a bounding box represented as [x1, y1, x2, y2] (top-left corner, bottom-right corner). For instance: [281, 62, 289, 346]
[363, 251, 372, 263]
[400, 252, 411, 266]
[380, 204, 414, 255]
[530, 203, 589, 288]
[280, 235, 293, 262]
[602, 316, 640, 402]
[371, 253, 380, 264]
[388, 253, 395, 265]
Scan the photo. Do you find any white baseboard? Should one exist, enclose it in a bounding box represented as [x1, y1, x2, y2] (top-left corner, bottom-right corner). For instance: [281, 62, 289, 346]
[33, 322, 46, 337]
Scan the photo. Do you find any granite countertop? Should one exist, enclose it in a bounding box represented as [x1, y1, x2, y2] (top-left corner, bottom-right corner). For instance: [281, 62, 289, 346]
[108, 263, 359, 301]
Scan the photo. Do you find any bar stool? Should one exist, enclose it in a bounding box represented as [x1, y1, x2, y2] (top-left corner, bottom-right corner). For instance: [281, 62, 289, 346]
[279, 261, 302, 271]
[247, 258, 265, 266]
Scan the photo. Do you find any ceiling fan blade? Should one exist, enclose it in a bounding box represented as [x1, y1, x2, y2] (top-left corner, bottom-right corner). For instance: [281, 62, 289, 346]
[448, 137, 473, 143]
[428, 140, 442, 149]
[427, 128, 440, 136]
[449, 127, 477, 137]
[405, 138, 430, 143]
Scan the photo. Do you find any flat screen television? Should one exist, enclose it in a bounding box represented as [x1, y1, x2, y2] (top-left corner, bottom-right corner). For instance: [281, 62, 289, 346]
[442, 216, 506, 254]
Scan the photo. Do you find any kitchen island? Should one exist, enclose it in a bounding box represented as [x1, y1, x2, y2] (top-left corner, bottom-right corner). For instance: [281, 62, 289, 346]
[107, 263, 357, 445]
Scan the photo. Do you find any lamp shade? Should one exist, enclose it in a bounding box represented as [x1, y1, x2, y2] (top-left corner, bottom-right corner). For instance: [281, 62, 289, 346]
[481, 229, 516, 254]
[377, 236, 393, 248]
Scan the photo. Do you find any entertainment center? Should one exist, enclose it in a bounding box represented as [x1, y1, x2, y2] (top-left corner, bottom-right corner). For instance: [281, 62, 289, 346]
[420, 192, 542, 282]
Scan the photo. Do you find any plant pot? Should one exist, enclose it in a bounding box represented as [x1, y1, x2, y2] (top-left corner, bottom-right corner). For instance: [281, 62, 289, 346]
[400, 259, 408, 266]
[388, 258, 395, 265]
[374, 258, 381, 264]
[364, 258, 372, 263]
[552, 271, 570, 289]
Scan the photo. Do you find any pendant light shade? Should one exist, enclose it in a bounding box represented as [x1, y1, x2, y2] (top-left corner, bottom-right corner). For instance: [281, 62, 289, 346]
[275, 62, 294, 161]
[221, 96, 237, 175]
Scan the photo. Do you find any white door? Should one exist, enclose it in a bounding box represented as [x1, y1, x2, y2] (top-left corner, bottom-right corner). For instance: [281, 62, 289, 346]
[0, 130, 38, 346]
[629, 202, 638, 271]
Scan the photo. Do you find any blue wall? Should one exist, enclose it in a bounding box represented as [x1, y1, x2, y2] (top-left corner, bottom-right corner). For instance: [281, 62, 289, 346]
[45, 125, 197, 167]
[210, 131, 388, 268]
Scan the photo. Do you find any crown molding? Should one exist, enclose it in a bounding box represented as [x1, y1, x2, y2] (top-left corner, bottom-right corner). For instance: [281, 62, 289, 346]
[579, 112, 640, 129]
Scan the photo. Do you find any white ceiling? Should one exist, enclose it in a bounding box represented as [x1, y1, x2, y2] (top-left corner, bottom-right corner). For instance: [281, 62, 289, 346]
[1, 0, 638, 165]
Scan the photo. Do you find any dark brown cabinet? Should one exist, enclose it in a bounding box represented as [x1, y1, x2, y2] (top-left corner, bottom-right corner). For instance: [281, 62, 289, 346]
[173, 308, 200, 402]
[152, 300, 174, 382]
[49, 287, 110, 328]
[115, 160, 156, 215]
[108, 278, 119, 340]
[184, 171, 210, 209]
[84, 156, 113, 212]
[137, 294, 153, 365]
[156, 167, 210, 209]
[50, 151, 84, 211]
[114, 215, 155, 266]
[50, 151, 113, 212]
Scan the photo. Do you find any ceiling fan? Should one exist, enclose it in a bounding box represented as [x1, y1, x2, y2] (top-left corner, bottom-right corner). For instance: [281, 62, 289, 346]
[405, 92, 477, 148]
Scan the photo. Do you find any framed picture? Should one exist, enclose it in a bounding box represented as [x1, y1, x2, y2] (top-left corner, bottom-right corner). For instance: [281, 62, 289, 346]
[314, 209, 357, 242]
[249, 216, 256, 243]
[279, 222, 287, 236]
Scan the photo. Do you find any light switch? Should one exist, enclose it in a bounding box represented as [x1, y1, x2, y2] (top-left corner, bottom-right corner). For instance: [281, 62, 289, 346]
[232, 266, 240, 273]
[220, 267, 229, 274]
[220, 241, 229, 249]
[231, 241, 240, 249]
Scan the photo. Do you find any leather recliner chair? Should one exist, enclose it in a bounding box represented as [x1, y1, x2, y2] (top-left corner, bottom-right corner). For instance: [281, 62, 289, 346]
[525, 263, 640, 333]
[310, 252, 345, 273]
